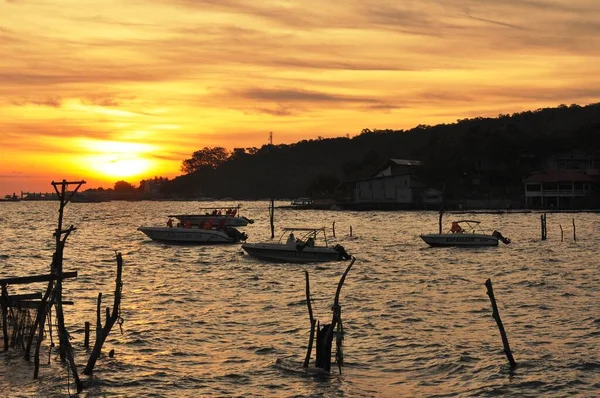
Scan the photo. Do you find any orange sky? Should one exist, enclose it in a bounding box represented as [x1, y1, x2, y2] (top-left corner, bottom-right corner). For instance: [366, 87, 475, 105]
[1, 0, 599, 196]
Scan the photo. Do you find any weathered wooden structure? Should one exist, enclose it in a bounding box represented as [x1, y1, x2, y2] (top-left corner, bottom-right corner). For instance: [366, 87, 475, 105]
[0, 179, 125, 393]
[302, 257, 356, 373]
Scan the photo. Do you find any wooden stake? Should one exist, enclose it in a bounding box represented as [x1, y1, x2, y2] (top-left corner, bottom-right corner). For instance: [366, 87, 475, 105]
[303, 271, 316, 368]
[269, 198, 275, 239]
[484, 279, 517, 370]
[559, 224, 563, 242]
[332, 221, 336, 238]
[1, 285, 8, 351]
[349, 226, 353, 237]
[84, 321, 90, 349]
[572, 218, 576, 242]
[438, 208, 443, 234]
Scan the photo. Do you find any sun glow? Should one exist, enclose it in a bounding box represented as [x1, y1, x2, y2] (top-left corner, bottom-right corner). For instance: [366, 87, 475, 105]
[78, 139, 158, 180]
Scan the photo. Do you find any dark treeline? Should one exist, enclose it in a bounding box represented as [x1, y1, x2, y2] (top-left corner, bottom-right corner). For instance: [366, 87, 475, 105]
[161, 103, 600, 200]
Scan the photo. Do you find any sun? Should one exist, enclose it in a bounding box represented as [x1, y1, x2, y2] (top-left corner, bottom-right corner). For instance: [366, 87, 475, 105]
[93, 155, 152, 178]
[79, 139, 157, 180]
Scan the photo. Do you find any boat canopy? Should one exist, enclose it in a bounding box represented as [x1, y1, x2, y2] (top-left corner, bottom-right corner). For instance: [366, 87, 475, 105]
[278, 227, 329, 246]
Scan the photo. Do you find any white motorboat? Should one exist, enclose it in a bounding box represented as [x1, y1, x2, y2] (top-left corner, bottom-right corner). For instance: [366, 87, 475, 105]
[138, 224, 247, 244]
[242, 227, 351, 263]
[169, 206, 254, 227]
[420, 220, 511, 247]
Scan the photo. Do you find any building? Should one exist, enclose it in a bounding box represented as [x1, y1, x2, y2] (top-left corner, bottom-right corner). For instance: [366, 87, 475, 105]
[337, 159, 436, 208]
[524, 170, 600, 209]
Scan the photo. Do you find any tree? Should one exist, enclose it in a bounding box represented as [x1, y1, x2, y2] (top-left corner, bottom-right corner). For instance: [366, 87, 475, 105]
[181, 147, 230, 174]
[114, 180, 136, 192]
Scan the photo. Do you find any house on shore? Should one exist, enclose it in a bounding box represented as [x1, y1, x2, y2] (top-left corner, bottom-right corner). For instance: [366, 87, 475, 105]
[524, 151, 600, 209]
[336, 159, 442, 209]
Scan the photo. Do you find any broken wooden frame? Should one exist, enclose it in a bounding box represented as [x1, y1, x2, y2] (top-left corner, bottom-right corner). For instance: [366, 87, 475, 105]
[302, 257, 356, 373]
[0, 179, 125, 393]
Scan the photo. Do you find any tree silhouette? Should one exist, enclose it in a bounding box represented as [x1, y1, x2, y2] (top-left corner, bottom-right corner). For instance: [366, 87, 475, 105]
[181, 147, 230, 174]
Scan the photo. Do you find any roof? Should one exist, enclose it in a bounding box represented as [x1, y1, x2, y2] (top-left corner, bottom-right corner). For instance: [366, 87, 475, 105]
[524, 170, 600, 183]
[369, 158, 423, 177]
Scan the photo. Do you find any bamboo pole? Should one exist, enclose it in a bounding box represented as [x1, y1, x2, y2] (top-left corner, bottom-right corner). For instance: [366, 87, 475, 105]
[484, 279, 517, 370]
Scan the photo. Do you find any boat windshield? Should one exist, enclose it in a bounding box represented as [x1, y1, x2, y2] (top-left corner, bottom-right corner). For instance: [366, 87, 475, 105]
[278, 227, 328, 247]
[449, 220, 484, 234]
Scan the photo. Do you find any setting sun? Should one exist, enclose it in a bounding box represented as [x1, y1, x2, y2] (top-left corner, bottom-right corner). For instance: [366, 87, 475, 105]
[79, 139, 156, 180]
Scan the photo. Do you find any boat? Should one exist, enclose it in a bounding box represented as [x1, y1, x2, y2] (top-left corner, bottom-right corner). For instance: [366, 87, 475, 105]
[420, 220, 511, 247]
[290, 198, 313, 208]
[138, 223, 248, 244]
[168, 206, 254, 227]
[242, 227, 351, 263]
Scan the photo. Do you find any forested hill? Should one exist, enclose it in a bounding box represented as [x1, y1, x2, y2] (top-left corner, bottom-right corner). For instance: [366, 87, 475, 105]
[162, 103, 600, 199]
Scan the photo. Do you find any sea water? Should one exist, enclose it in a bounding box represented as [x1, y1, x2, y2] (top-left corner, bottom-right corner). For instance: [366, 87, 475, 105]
[1, 201, 599, 397]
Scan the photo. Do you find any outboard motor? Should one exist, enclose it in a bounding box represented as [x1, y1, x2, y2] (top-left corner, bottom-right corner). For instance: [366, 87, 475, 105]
[492, 230, 511, 245]
[334, 244, 351, 260]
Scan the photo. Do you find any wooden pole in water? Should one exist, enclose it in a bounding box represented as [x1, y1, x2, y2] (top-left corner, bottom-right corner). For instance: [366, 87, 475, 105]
[572, 218, 576, 242]
[84, 321, 90, 349]
[269, 198, 275, 239]
[349, 225, 353, 237]
[559, 224, 563, 242]
[439, 208, 443, 234]
[484, 279, 517, 370]
[303, 271, 316, 368]
[332, 221, 336, 238]
[1, 285, 8, 351]
[84, 252, 124, 375]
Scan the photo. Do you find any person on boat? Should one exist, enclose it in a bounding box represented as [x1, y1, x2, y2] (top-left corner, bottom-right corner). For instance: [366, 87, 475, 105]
[212, 209, 218, 215]
[230, 208, 237, 217]
[450, 221, 463, 233]
[287, 232, 296, 246]
[306, 237, 315, 248]
[184, 219, 191, 228]
[205, 219, 213, 229]
[166, 219, 173, 228]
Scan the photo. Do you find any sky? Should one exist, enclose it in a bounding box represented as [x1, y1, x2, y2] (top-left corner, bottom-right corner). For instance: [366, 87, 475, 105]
[1, 0, 599, 196]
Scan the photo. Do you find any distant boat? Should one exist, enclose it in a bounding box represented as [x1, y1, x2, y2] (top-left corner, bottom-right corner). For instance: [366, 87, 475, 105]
[420, 220, 511, 247]
[1, 194, 20, 202]
[138, 221, 247, 244]
[169, 206, 254, 227]
[290, 198, 313, 208]
[242, 227, 351, 263]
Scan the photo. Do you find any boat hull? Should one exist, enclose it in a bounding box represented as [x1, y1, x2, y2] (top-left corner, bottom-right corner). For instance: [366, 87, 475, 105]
[169, 215, 252, 227]
[242, 243, 343, 263]
[420, 233, 499, 247]
[138, 226, 241, 244]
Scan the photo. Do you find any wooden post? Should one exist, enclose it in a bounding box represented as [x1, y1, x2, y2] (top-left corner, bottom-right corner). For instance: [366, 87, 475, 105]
[84, 322, 90, 348]
[84, 252, 124, 375]
[572, 218, 576, 242]
[541, 213, 547, 240]
[438, 208, 443, 234]
[332, 222, 336, 238]
[484, 279, 517, 370]
[269, 198, 275, 239]
[303, 271, 316, 368]
[559, 224, 563, 242]
[1, 285, 8, 351]
[349, 226, 353, 237]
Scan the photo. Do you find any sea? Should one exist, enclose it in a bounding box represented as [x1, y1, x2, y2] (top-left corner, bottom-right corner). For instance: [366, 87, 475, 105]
[0, 201, 599, 397]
